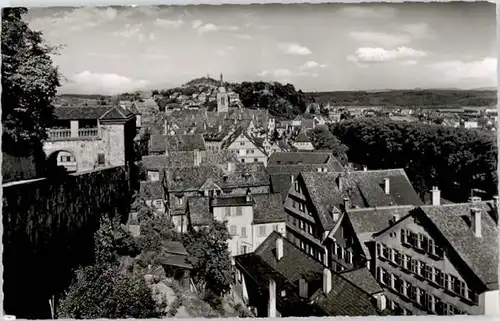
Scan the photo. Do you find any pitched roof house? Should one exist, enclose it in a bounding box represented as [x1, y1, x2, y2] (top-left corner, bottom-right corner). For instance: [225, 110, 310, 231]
[234, 232, 386, 317]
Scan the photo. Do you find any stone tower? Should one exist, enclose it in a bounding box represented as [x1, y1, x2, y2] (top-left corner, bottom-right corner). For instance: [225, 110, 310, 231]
[216, 73, 229, 113]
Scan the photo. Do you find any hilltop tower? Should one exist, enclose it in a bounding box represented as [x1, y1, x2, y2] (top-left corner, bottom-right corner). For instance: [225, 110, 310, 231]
[217, 73, 229, 113]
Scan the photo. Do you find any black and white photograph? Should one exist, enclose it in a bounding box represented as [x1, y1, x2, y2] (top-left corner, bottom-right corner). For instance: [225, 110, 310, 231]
[1, 1, 498, 319]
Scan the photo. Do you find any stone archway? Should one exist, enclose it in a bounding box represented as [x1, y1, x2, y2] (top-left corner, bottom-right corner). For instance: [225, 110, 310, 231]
[46, 150, 78, 174]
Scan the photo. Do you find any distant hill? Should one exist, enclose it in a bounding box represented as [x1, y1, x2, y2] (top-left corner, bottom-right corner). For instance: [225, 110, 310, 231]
[306, 89, 497, 108]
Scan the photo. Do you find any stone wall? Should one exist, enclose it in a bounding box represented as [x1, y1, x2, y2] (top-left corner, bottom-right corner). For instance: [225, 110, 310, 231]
[2, 165, 131, 319]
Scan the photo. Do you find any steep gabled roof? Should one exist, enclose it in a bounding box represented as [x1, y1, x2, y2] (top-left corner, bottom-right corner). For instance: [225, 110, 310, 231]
[418, 202, 498, 289]
[298, 169, 422, 231]
[53, 106, 110, 120]
[100, 105, 135, 120]
[150, 134, 167, 154]
[187, 196, 211, 226]
[294, 130, 311, 143]
[235, 232, 381, 316]
[139, 181, 164, 200]
[252, 193, 287, 224]
[166, 134, 206, 152]
[339, 267, 383, 295]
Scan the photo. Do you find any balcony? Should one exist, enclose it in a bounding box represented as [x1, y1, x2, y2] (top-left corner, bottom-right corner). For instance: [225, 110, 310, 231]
[47, 128, 99, 141]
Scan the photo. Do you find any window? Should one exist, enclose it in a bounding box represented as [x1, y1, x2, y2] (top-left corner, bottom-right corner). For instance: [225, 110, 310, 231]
[346, 251, 353, 264]
[97, 153, 105, 165]
[248, 149, 254, 154]
[426, 294, 437, 313]
[253, 158, 258, 163]
[416, 288, 425, 305]
[339, 247, 345, 260]
[332, 242, 338, 256]
[176, 196, 183, 206]
[415, 261, 425, 277]
[229, 225, 237, 235]
[294, 181, 300, 192]
[298, 203, 304, 211]
[401, 229, 410, 244]
[381, 244, 389, 259]
[336, 244, 342, 257]
[273, 224, 279, 231]
[241, 227, 247, 238]
[417, 233, 426, 250]
[299, 220, 305, 230]
[240, 142, 245, 146]
[308, 224, 313, 235]
[240, 158, 245, 163]
[259, 225, 266, 237]
[147, 170, 160, 181]
[236, 207, 243, 216]
[224, 207, 231, 217]
[292, 200, 297, 208]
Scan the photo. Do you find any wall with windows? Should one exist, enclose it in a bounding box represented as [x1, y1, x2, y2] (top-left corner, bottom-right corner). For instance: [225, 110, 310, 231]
[328, 220, 366, 272]
[253, 222, 286, 249]
[284, 179, 326, 265]
[213, 205, 254, 257]
[226, 134, 267, 166]
[374, 217, 484, 315]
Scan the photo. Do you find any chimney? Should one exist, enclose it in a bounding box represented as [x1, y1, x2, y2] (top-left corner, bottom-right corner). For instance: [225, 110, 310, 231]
[193, 149, 201, 167]
[374, 293, 387, 311]
[245, 188, 252, 203]
[276, 237, 283, 261]
[431, 186, 441, 206]
[337, 176, 343, 191]
[227, 162, 235, 172]
[471, 208, 482, 237]
[218, 125, 222, 132]
[392, 214, 400, 224]
[343, 197, 350, 210]
[299, 278, 308, 299]
[493, 195, 499, 209]
[164, 119, 167, 135]
[322, 268, 332, 294]
[384, 178, 390, 195]
[363, 165, 368, 172]
[268, 278, 276, 318]
[290, 175, 294, 184]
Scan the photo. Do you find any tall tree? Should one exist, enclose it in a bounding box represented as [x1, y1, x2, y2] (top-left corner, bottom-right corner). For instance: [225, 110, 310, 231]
[309, 127, 349, 165]
[2, 7, 61, 181]
[182, 221, 232, 298]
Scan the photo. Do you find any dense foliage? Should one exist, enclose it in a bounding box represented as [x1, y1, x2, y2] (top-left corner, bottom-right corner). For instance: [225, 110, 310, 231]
[182, 221, 233, 298]
[309, 89, 497, 108]
[57, 215, 163, 319]
[331, 118, 498, 201]
[3, 166, 131, 318]
[2, 7, 61, 182]
[232, 81, 308, 119]
[309, 127, 349, 165]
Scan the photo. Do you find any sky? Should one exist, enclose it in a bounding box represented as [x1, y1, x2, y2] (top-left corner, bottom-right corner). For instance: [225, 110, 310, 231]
[24, 2, 497, 94]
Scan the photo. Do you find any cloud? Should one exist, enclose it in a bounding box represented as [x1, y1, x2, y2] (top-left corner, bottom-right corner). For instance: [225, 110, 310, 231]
[194, 22, 240, 34]
[347, 47, 427, 64]
[72, 71, 149, 94]
[401, 60, 418, 66]
[155, 18, 184, 29]
[278, 43, 312, 56]
[149, 32, 156, 41]
[338, 6, 397, 19]
[349, 31, 411, 47]
[113, 23, 143, 38]
[300, 61, 326, 70]
[87, 52, 126, 58]
[191, 19, 203, 29]
[235, 33, 253, 40]
[28, 7, 118, 35]
[428, 58, 497, 83]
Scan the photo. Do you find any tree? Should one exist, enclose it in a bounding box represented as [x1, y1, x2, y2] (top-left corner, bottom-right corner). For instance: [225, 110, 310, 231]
[331, 118, 498, 202]
[310, 127, 349, 165]
[57, 264, 164, 319]
[2, 8, 61, 181]
[57, 215, 163, 318]
[182, 221, 232, 298]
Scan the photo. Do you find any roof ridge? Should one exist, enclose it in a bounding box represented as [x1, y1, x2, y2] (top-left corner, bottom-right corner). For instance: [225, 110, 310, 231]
[347, 204, 415, 212]
[420, 201, 493, 208]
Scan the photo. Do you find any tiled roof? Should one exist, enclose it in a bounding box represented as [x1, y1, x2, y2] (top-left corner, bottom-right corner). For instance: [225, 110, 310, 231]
[142, 150, 238, 171]
[345, 206, 414, 257]
[150, 134, 167, 153]
[338, 267, 383, 295]
[157, 253, 193, 269]
[139, 181, 164, 200]
[100, 105, 135, 120]
[299, 169, 423, 231]
[53, 106, 110, 120]
[161, 240, 189, 256]
[166, 134, 206, 152]
[165, 162, 269, 192]
[235, 232, 380, 316]
[294, 130, 311, 143]
[419, 202, 498, 289]
[268, 151, 330, 166]
[187, 196, 211, 226]
[211, 195, 252, 207]
[302, 119, 315, 129]
[252, 193, 287, 224]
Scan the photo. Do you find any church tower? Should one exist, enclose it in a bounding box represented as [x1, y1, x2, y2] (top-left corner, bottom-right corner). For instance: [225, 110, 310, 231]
[216, 73, 229, 113]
